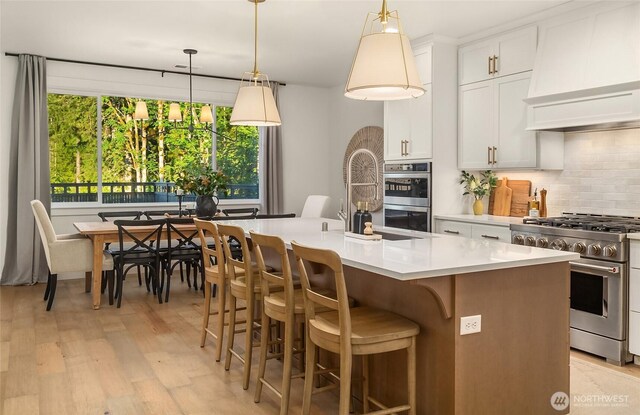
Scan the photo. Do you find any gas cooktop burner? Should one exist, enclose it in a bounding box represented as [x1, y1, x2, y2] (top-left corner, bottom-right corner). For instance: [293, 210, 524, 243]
[522, 213, 640, 233]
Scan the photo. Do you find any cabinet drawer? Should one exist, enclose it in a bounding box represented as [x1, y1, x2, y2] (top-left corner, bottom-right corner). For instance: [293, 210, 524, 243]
[471, 224, 512, 243]
[630, 311, 640, 356]
[631, 241, 640, 269]
[631, 268, 640, 312]
[435, 220, 472, 238]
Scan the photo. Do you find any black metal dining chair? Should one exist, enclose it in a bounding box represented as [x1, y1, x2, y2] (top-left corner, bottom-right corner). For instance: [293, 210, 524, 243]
[143, 210, 190, 219]
[113, 219, 166, 307]
[163, 217, 204, 301]
[222, 207, 259, 217]
[97, 210, 146, 292]
[255, 213, 296, 219]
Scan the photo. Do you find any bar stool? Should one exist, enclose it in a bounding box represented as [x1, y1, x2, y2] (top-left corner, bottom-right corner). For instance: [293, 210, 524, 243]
[250, 231, 304, 414]
[194, 219, 245, 362]
[218, 223, 263, 390]
[292, 241, 420, 415]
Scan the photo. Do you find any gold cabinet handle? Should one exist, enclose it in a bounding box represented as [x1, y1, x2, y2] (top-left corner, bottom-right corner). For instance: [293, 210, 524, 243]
[488, 56, 493, 75]
[404, 140, 409, 156]
[492, 146, 497, 165]
[493, 55, 499, 74]
[487, 146, 492, 165]
[400, 140, 404, 156]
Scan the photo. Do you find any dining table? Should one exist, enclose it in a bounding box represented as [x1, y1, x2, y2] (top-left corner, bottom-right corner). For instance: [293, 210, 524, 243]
[74, 220, 200, 309]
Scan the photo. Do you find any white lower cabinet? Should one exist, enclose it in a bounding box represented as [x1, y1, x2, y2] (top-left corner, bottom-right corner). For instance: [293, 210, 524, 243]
[630, 241, 640, 356]
[470, 224, 512, 243]
[435, 220, 472, 238]
[435, 219, 511, 243]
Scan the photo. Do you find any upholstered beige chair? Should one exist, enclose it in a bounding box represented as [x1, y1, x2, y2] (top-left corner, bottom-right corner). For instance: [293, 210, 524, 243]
[300, 195, 330, 218]
[31, 200, 114, 310]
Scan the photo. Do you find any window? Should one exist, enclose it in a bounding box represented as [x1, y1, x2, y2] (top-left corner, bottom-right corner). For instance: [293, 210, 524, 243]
[48, 93, 260, 204]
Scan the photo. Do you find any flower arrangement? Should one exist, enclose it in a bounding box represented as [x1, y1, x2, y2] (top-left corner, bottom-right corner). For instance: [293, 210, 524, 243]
[459, 170, 497, 200]
[175, 163, 229, 196]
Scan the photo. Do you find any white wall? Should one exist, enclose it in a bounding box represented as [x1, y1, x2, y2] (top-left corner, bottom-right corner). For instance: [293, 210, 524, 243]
[327, 85, 383, 224]
[279, 84, 332, 216]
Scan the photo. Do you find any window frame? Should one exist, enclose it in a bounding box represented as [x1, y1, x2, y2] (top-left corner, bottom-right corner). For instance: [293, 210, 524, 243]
[48, 88, 264, 209]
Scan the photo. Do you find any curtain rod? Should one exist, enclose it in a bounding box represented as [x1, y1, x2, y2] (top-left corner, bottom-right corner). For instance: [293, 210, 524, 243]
[3, 52, 286, 86]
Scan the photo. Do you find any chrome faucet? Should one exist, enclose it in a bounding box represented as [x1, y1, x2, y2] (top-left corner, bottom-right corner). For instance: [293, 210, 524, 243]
[338, 148, 380, 232]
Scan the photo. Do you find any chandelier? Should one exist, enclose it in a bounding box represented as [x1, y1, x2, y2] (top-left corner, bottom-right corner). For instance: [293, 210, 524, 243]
[133, 49, 214, 133]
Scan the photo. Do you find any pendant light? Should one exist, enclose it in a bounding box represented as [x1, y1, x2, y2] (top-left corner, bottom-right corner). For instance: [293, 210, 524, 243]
[230, 0, 281, 126]
[345, 0, 424, 101]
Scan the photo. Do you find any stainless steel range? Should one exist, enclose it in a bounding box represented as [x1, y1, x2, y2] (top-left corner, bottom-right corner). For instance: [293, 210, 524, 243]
[511, 213, 639, 365]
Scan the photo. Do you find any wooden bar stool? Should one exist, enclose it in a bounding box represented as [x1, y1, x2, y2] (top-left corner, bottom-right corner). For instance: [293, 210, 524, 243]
[250, 231, 304, 414]
[292, 241, 420, 415]
[218, 224, 263, 390]
[194, 219, 245, 362]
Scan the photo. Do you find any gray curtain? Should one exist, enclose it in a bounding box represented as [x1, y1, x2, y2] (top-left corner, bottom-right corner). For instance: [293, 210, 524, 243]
[264, 82, 283, 214]
[1, 55, 50, 285]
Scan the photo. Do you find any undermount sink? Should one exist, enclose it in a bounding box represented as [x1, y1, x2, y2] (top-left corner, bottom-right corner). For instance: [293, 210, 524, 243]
[375, 232, 417, 241]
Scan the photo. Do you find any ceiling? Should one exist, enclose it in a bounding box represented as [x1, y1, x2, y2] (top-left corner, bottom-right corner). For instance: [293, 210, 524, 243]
[1, 0, 581, 87]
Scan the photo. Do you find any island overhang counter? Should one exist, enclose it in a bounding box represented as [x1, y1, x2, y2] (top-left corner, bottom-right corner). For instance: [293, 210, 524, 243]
[221, 218, 578, 415]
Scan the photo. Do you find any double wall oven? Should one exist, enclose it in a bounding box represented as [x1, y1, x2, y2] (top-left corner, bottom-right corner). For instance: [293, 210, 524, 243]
[512, 214, 638, 365]
[383, 162, 431, 233]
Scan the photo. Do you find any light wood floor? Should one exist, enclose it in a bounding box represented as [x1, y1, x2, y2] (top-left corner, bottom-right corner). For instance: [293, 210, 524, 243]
[1, 278, 639, 415]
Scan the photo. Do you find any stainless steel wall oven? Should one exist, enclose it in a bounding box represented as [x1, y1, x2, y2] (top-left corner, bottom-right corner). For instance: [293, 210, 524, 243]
[383, 162, 431, 233]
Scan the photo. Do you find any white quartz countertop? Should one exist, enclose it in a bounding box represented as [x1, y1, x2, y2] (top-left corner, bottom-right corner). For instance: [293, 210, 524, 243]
[220, 217, 578, 281]
[628, 234, 640, 241]
[434, 214, 526, 227]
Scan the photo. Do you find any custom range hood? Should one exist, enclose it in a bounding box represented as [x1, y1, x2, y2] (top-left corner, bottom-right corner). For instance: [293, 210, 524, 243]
[525, 2, 640, 132]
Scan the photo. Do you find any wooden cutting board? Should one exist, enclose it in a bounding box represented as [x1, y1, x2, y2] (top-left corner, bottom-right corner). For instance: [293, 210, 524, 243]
[489, 179, 532, 217]
[492, 178, 512, 216]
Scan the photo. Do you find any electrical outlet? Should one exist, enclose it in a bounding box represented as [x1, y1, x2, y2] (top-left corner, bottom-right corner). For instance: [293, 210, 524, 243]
[460, 315, 482, 335]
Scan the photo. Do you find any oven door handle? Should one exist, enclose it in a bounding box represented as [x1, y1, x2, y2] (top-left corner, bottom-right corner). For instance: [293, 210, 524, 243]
[383, 173, 430, 179]
[569, 261, 619, 274]
[384, 204, 429, 213]
[602, 275, 609, 318]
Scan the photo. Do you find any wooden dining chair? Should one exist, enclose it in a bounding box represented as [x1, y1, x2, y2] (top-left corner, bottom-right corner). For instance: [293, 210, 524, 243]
[292, 241, 420, 415]
[217, 223, 263, 390]
[194, 219, 246, 362]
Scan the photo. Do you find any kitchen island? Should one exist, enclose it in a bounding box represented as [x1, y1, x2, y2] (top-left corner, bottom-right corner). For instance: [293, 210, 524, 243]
[222, 217, 579, 415]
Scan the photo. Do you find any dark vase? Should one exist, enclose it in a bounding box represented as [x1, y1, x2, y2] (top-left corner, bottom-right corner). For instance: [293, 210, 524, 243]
[195, 195, 219, 218]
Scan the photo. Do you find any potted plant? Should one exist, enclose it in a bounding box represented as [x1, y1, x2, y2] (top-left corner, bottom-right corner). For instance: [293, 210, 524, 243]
[176, 164, 229, 218]
[459, 170, 497, 215]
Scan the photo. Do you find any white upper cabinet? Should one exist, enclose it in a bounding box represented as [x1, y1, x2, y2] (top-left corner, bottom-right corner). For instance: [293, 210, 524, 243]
[384, 45, 433, 162]
[458, 80, 493, 169]
[384, 86, 433, 161]
[459, 72, 537, 169]
[458, 26, 537, 85]
[494, 73, 537, 168]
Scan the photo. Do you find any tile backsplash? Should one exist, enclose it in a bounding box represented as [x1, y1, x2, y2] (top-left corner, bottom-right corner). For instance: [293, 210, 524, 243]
[496, 128, 640, 217]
